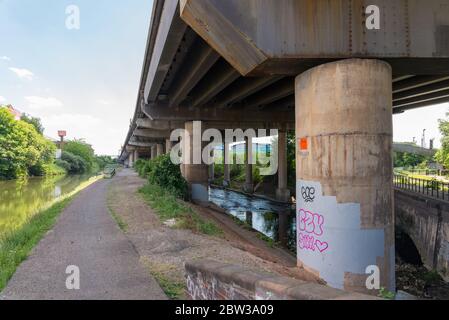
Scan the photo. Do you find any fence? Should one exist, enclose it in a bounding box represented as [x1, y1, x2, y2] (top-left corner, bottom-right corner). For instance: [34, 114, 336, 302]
[402, 169, 449, 176]
[393, 174, 449, 201]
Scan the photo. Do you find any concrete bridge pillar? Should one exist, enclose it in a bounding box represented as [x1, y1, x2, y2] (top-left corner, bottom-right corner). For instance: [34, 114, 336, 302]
[295, 59, 395, 294]
[165, 139, 172, 154]
[223, 140, 231, 187]
[157, 144, 164, 157]
[128, 151, 134, 168]
[276, 130, 291, 202]
[151, 145, 157, 160]
[182, 121, 209, 203]
[134, 150, 139, 163]
[244, 137, 254, 194]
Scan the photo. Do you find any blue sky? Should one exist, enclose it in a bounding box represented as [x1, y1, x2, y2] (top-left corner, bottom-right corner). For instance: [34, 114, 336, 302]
[0, 0, 153, 155]
[0, 0, 448, 155]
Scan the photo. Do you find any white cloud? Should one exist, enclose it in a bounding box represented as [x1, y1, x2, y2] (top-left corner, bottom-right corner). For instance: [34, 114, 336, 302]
[25, 96, 63, 111]
[0, 96, 6, 103]
[9, 67, 34, 80]
[0, 56, 11, 61]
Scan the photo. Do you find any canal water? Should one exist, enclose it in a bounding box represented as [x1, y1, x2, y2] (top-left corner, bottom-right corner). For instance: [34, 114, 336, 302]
[209, 187, 449, 299]
[0, 175, 95, 237]
[209, 187, 296, 251]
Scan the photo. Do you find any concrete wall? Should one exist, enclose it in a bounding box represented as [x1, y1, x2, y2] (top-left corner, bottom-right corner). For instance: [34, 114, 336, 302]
[395, 189, 449, 281]
[185, 260, 381, 300]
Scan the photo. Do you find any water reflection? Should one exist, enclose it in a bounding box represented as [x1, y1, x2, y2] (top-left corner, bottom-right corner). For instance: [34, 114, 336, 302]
[209, 187, 297, 252]
[0, 175, 94, 236]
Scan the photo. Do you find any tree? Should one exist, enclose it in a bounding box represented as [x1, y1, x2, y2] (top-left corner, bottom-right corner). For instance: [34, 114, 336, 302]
[435, 112, 449, 168]
[20, 113, 44, 135]
[0, 108, 56, 179]
[63, 139, 96, 172]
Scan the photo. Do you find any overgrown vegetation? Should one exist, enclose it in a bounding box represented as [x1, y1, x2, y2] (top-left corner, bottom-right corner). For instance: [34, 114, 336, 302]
[139, 183, 221, 236]
[394, 151, 429, 168]
[142, 259, 185, 300]
[135, 155, 221, 236]
[0, 196, 73, 291]
[58, 141, 115, 175]
[135, 155, 188, 199]
[0, 107, 58, 179]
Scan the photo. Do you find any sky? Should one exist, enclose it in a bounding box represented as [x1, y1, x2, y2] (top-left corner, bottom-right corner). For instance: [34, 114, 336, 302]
[0, 0, 153, 156]
[0, 0, 448, 155]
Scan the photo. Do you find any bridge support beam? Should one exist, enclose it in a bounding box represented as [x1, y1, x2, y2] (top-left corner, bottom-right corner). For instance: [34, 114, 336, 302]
[244, 137, 254, 194]
[223, 140, 230, 187]
[295, 59, 395, 294]
[276, 130, 290, 202]
[182, 121, 209, 203]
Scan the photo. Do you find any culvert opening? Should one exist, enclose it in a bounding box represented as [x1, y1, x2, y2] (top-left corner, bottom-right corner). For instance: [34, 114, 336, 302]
[395, 228, 423, 266]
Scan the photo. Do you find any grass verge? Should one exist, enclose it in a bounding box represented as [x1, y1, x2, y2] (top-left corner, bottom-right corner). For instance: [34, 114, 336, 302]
[139, 183, 222, 237]
[0, 197, 73, 291]
[107, 206, 128, 233]
[141, 258, 185, 300]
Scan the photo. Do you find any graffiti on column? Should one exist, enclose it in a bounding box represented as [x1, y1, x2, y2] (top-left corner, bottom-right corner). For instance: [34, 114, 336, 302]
[298, 209, 328, 252]
[301, 186, 315, 202]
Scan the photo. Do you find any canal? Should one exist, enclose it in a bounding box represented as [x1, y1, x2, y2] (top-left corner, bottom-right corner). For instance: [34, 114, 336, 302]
[0, 175, 97, 237]
[209, 187, 296, 251]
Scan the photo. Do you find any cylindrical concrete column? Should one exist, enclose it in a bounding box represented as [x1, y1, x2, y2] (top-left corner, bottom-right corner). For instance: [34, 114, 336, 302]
[223, 141, 231, 187]
[276, 130, 291, 202]
[295, 59, 394, 294]
[157, 144, 164, 157]
[151, 145, 157, 160]
[244, 137, 254, 193]
[134, 150, 139, 162]
[129, 151, 134, 168]
[183, 121, 209, 203]
[165, 139, 173, 154]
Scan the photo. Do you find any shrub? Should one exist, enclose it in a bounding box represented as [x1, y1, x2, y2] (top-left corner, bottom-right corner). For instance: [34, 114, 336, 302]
[147, 155, 188, 199]
[63, 140, 95, 172]
[55, 159, 71, 172]
[61, 151, 88, 174]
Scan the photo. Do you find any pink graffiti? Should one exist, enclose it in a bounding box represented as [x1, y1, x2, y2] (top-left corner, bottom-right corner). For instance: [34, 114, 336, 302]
[298, 233, 329, 253]
[298, 209, 324, 236]
[315, 240, 329, 252]
[298, 233, 315, 251]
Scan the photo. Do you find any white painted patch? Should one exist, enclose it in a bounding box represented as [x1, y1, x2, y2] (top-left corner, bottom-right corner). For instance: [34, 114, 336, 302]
[296, 180, 385, 290]
[191, 184, 209, 203]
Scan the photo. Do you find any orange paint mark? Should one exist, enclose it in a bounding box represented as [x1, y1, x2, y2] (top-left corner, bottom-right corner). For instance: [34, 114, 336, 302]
[300, 137, 308, 151]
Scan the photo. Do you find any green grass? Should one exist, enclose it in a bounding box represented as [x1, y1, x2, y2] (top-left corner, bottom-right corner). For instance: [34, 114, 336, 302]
[139, 183, 222, 237]
[108, 206, 128, 233]
[150, 270, 185, 299]
[0, 197, 73, 291]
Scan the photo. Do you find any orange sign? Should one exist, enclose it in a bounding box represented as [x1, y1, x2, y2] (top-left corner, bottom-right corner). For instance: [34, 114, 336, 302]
[299, 137, 308, 151]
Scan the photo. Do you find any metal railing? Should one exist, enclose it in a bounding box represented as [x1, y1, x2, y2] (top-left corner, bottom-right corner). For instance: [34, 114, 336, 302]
[393, 174, 449, 201]
[400, 169, 449, 176]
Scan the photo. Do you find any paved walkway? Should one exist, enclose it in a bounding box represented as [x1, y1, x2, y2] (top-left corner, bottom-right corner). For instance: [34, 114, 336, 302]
[0, 177, 167, 300]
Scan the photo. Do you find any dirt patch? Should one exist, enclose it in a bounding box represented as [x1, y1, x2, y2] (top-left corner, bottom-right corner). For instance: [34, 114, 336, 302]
[107, 170, 318, 299]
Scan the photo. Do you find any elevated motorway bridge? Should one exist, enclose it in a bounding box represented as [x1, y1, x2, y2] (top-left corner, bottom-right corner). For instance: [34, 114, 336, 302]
[119, 0, 449, 294]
